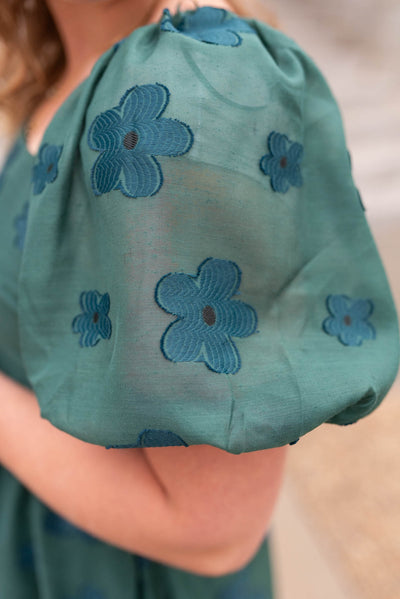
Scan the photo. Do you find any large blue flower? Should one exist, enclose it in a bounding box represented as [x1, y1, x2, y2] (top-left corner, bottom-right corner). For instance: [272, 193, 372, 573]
[260, 131, 303, 193]
[322, 294, 376, 346]
[32, 143, 63, 195]
[106, 429, 188, 449]
[88, 83, 193, 198]
[155, 258, 257, 374]
[13, 202, 29, 250]
[160, 6, 255, 46]
[72, 290, 112, 347]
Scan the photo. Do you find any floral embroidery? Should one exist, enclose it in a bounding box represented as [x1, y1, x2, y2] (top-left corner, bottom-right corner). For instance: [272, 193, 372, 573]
[155, 258, 257, 374]
[160, 6, 255, 46]
[260, 131, 303, 193]
[13, 202, 29, 250]
[88, 83, 193, 198]
[44, 511, 95, 542]
[106, 429, 188, 449]
[322, 294, 376, 346]
[32, 143, 63, 195]
[72, 290, 112, 347]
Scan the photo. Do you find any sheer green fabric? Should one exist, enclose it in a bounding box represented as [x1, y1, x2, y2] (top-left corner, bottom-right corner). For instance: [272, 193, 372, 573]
[0, 6, 398, 597]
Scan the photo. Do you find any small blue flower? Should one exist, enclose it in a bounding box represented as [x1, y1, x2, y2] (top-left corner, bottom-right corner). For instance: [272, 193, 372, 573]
[32, 143, 63, 195]
[106, 429, 188, 449]
[155, 258, 257, 374]
[72, 290, 112, 347]
[14, 202, 29, 250]
[260, 131, 303, 193]
[322, 294, 376, 346]
[88, 83, 193, 198]
[161, 6, 255, 46]
[44, 511, 95, 542]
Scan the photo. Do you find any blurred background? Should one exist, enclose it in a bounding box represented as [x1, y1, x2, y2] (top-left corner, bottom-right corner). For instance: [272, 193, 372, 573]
[268, 1, 400, 598]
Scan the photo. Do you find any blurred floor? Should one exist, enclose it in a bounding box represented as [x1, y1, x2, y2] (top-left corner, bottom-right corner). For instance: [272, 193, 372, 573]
[270, 1, 400, 598]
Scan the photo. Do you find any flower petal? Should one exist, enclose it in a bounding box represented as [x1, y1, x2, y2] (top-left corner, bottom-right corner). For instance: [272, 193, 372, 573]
[97, 314, 112, 340]
[287, 141, 303, 165]
[286, 163, 303, 188]
[155, 272, 200, 317]
[348, 319, 376, 342]
[136, 118, 193, 157]
[197, 29, 241, 46]
[121, 84, 169, 123]
[88, 109, 124, 152]
[216, 299, 258, 338]
[72, 313, 93, 334]
[185, 6, 226, 30]
[271, 172, 290, 193]
[347, 298, 374, 321]
[322, 316, 342, 337]
[203, 332, 241, 374]
[98, 292, 110, 315]
[80, 328, 101, 348]
[198, 258, 241, 301]
[91, 150, 122, 195]
[268, 132, 288, 157]
[119, 152, 163, 197]
[161, 319, 203, 362]
[137, 429, 188, 447]
[79, 290, 100, 314]
[326, 294, 352, 318]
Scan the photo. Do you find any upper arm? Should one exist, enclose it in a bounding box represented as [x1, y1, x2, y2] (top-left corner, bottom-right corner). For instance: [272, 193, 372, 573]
[142, 443, 288, 572]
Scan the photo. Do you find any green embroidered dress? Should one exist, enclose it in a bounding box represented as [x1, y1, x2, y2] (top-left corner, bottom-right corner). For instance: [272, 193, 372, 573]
[0, 7, 398, 598]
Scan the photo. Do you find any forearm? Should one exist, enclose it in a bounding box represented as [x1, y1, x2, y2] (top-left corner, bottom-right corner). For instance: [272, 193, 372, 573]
[0, 372, 230, 575]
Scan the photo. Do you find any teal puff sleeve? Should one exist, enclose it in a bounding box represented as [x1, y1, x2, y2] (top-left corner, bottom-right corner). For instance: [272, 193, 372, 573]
[18, 8, 400, 453]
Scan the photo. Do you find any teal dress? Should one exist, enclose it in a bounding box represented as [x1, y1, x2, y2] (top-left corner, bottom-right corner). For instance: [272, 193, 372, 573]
[0, 7, 398, 598]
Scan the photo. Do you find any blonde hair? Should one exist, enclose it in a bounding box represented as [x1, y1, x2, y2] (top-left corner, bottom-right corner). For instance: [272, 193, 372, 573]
[0, 0, 277, 130]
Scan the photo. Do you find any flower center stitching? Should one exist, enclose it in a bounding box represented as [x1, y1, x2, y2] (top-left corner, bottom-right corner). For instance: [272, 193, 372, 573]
[93, 312, 99, 324]
[280, 156, 287, 168]
[343, 315, 352, 326]
[47, 163, 54, 173]
[123, 130, 139, 150]
[202, 305, 216, 326]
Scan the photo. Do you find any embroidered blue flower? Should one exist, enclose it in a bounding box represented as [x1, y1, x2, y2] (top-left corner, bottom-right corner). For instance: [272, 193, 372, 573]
[45, 511, 95, 542]
[106, 429, 188, 449]
[322, 294, 376, 346]
[32, 143, 63, 195]
[88, 83, 193, 198]
[13, 202, 29, 250]
[260, 131, 303, 193]
[155, 258, 257, 374]
[161, 7, 255, 46]
[72, 290, 112, 347]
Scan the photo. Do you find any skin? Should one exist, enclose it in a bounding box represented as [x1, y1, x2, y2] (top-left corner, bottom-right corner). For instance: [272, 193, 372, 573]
[4, 0, 289, 577]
